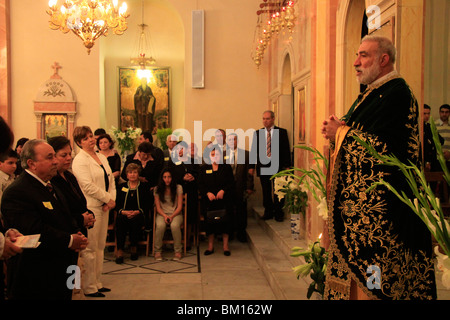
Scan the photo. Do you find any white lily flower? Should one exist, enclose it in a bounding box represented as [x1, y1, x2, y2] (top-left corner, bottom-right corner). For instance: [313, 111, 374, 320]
[421, 208, 437, 235]
[434, 246, 450, 289]
[300, 182, 309, 193]
[317, 196, 328, 220]
[288, 181, 299, 191]
[413, 198, 419, 212]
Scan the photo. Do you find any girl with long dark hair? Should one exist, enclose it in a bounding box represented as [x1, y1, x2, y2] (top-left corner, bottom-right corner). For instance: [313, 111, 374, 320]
[153, 168, 184, 261]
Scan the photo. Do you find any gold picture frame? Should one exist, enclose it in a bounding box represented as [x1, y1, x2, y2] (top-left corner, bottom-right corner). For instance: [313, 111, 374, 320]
[43, 114, 68, 140]
[272, 100, 279, 126]
[297, 87, 306, 143]
[118, 67, 170, 134]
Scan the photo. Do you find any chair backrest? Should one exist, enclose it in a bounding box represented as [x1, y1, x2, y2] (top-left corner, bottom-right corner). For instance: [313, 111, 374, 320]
[425, 172, 449, 204]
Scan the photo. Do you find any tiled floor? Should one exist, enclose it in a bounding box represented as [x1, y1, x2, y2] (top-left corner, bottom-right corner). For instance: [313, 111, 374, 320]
[79, 239, 276, 300]
[74, 214, 450, 301]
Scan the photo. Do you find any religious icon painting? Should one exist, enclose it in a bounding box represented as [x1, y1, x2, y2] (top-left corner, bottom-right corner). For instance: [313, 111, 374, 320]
[118, 67, 170, 135]
[43, 114, 68, 139]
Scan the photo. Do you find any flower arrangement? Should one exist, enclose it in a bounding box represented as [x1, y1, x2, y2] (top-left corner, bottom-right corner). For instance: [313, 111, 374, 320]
[273, 175, 308, 215]
[110, 126, 142, 156]
[354, 118, 450, 289]
[272, 145, 329, 220]
[291, 234, 328, 299]
[272, 145, 330, 298]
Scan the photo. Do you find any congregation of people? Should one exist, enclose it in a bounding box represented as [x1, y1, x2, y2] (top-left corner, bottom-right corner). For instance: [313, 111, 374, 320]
[0, 110, 290, 300]
[1, 35, 443, 301]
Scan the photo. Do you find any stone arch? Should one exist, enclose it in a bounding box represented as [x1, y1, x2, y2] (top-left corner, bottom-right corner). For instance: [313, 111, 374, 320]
[335, 0, 366, 117]
[278, 49, 295, 153]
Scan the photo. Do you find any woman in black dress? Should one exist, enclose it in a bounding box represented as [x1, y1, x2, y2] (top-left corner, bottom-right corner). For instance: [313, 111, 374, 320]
[198, 147, 235, 256]
[96, 133, 121, 188]
[48, 136, 95, 236]
[115, 163, 150, 263]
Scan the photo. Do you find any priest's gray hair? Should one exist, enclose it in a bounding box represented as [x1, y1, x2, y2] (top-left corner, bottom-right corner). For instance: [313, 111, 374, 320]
[20, 139, 47, 169]
[361, 35, 396, 64]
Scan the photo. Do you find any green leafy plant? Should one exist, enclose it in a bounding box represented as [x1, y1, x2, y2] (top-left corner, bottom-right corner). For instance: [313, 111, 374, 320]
[272, 145, 329, 220]
[273, 176, 308, 215]
[271, 145, 329, 298]
[156, 128, 173, 150]
[291, 236, 328, 299]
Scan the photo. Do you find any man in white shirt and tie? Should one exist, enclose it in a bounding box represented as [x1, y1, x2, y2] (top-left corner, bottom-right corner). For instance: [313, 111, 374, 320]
[251, 111, 291, 222]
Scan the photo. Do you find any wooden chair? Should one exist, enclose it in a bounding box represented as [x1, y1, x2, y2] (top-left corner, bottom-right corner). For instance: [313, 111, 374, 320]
[105, 210, 151, 256]
[137, 229, 151, 257]
[152, 194, 187, 256]
[105, 210, 117, 252]
[425, 171, 450, 217]
[196, 194, 205, 247]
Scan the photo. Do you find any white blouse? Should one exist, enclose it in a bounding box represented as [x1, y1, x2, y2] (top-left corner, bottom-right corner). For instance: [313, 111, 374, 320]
[72, 148, 116, 208]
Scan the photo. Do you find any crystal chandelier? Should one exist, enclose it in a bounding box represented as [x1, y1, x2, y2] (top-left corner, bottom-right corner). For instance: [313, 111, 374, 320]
[251, 0, 296, 68]
[130, 0, 156, 79]
[47, 0, 130, 55]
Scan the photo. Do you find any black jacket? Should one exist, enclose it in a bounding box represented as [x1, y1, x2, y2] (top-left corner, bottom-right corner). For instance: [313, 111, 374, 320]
[1, 171, 79, 299]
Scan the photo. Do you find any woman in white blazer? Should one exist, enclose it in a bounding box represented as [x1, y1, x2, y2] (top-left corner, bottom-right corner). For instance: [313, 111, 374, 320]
[72, 126, 116, 298]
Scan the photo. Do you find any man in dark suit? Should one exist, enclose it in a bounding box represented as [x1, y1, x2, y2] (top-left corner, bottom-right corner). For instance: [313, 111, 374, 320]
[226, 133, 254, 242]
[251, 110, 291, 222]
[168, 141, 202, 247]
[139, 130, 164, 166]
[163, 134, 179, 168]
[1, 139, 88, 300]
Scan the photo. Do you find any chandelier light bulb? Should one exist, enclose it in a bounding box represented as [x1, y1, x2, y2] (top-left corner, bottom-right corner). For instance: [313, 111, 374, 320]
[47, 0, 129, 54]
[119, 2, 127, 16]
[251, 1, 296, 68]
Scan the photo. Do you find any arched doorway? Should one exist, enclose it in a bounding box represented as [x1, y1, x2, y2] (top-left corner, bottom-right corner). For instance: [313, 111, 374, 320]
[278, 53, 294, 162]
[335, 0, 366, 117]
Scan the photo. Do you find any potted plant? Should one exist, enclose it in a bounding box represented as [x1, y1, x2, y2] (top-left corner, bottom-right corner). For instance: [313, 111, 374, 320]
[273, 145, 329, 221]
[273, 175, 308, 239]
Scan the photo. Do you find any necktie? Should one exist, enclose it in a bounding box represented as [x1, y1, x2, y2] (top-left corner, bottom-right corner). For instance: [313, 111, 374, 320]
[46, 182, 57, 199]
[267, 130, 271, 157]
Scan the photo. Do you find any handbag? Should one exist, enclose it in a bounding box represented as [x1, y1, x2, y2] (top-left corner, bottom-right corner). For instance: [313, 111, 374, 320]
[206, 209, 227, 224]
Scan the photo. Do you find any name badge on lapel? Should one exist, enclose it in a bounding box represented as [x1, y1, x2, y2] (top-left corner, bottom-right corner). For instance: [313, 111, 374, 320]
[43, 201, 53, 210]
[164, 157, 170, 161]
[122, 187, 129, 192]
[206, 169, 213, 174]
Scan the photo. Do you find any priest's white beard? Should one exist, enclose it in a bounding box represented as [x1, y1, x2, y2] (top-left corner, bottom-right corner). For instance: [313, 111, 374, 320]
[356, 61, 382, 85]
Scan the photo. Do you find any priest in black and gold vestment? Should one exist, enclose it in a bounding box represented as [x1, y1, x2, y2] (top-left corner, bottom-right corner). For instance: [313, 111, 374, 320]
[321, 35, 436, 300]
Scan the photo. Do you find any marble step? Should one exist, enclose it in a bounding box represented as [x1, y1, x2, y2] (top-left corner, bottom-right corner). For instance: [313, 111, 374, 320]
[246, 207, 311, 300]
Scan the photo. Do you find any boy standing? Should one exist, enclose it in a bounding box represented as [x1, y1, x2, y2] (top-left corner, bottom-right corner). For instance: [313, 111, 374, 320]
[0, 149, 18, 200]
